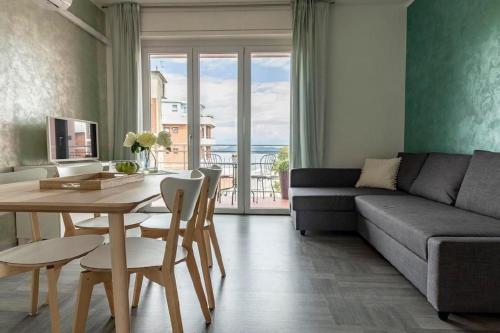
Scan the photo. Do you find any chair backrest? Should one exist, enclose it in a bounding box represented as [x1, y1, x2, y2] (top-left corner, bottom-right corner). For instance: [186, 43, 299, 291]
[260, 154, 276, 176]
[203, 153, 223, 167]
[160, 170, 204, 222]
[160, 170, 205, 269]
[0, 168, 47, 184]
[56, 162, 103, 177]
[198, 165, 223, 199]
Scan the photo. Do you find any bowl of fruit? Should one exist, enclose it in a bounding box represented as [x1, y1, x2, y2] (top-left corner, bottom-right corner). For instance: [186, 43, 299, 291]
[114, 161, 141, 175]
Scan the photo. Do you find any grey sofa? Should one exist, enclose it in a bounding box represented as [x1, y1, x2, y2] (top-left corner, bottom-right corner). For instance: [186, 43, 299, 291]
[290, 150, 500, 320]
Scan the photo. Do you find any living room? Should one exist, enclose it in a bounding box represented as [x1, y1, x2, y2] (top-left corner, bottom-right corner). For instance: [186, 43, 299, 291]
[0, 0, 499, 332]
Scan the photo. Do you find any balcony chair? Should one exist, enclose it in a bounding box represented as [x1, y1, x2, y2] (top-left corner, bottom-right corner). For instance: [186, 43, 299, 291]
[251, 153, 276, 203]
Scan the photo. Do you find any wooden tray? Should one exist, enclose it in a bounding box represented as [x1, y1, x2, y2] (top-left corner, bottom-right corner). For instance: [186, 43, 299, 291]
[40, 172, 145, 190]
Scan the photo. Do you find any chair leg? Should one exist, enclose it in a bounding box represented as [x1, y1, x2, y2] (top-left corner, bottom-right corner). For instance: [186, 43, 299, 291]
[72, 271, 97, 333]
[185, 252, 211, 324]
[163, 270, 184, 333]
[132, 273, 144, 308]
[103, 280, 115, 317]
[47, 266, 61, 333]
[45, 267, 62, 305]
[255, 179, 259, 203]
[204, 230, 213, 268]
[197, 233, 215, 310]
[269, 178, 276, 201]
[208, 224, 226, 278]
[30, 269, 40, 316]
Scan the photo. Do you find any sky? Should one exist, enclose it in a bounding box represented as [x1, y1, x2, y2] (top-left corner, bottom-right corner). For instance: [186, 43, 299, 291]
[150, 54, 290, 146]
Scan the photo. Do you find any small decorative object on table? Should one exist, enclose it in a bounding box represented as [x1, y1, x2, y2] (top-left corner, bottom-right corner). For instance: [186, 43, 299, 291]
[123, 130, 172, 173]
[40, 172, 145, 190]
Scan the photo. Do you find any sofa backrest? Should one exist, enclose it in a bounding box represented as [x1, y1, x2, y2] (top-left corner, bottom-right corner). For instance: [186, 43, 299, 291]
[456, 150, 500, 219]
[290, 168, 361, 188]
[409, 153, 471, 205]
[396, 152, 428, 192]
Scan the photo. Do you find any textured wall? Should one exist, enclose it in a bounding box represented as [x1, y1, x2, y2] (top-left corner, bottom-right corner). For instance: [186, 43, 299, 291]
[324, 4, 406, 167]
[405, 0, 500, 154]
[0, 0, 108, 168]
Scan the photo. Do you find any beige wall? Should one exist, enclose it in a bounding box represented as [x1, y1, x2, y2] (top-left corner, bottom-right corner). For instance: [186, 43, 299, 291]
[324, 3, 407, 168]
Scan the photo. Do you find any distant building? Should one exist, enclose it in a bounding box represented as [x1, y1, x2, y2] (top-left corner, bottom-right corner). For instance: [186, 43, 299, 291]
[150, 69, 216, 169]
[161, 100, 216, 168]
[150, 70, 167, 133]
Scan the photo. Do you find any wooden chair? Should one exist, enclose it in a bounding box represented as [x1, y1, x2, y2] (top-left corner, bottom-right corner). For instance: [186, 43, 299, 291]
[0, 168, 51, 316]
[137, 165, 225, 310]
[72, 171, 211, 333]
[56, 163, 150, 236]
[0, 233, 104, 333]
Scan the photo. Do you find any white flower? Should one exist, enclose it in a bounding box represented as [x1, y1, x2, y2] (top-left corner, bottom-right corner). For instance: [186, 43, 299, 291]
[123, 132, 137, 148]
[136, 132, 157, 148]
[157, 131, 172, 148]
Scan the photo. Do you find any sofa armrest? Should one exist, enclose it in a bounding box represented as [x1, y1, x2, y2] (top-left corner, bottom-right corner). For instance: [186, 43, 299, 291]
[290, 168, 361, 188]
[427, 237, 500, 313]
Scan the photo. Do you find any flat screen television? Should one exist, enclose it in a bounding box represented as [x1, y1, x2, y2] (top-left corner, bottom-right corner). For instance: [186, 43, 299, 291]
[47, 116, 99, 162]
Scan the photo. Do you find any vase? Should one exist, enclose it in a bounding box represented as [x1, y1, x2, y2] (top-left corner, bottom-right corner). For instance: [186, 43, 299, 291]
[279, 170, 289, 199]
[139, 149, 158, 173]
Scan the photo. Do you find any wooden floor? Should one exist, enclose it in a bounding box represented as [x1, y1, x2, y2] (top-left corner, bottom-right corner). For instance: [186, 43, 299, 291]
[1, 215, 500, 333]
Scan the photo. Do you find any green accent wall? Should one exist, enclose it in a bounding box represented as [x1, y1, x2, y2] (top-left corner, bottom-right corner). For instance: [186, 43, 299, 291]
[0, 0, 108, 168]
[405, 0, 500, 154]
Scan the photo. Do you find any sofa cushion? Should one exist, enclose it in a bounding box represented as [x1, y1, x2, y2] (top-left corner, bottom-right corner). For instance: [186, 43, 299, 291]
[355, 158, 401, 190]
[409, 153, 471, 205]
[456, 150, 500, 219]
[355, 195, 500, 260]
[290, 187, 405, 211]
[396, 152, 428, 192]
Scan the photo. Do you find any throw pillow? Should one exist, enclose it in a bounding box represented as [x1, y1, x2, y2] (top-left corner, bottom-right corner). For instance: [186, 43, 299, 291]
[355, 158, 402, 191]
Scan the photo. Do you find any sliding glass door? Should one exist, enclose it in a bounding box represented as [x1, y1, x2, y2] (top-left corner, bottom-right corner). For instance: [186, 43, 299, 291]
[247, 51, 291, 213]
[197, 51, 242, 211]
[142, 45, 290, 214]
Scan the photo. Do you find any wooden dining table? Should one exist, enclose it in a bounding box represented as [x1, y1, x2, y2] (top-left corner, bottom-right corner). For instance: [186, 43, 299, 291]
[0, 173, 175, 333]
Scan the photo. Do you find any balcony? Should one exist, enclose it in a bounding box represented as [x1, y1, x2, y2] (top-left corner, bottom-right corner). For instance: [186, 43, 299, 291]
[153, 144, 289, 210]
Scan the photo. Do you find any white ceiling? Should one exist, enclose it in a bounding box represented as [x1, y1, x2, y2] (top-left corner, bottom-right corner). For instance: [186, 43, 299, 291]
[91, 0, 410, 8]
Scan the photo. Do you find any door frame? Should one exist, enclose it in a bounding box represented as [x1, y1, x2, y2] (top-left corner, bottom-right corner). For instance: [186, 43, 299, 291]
[141, 40, 291, 215]
[243, 45, 292, 215]
[141, 46, 195, 170]
[194, 47, 245, 214]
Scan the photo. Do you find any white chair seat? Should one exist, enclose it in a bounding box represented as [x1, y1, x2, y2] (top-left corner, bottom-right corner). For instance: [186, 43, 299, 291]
[140, 214, 210, 231]
[75, 213, 150, 230]
[0, 235, 104, 268]
[139, 214, 183, 231]
[80, 237, 188, 272]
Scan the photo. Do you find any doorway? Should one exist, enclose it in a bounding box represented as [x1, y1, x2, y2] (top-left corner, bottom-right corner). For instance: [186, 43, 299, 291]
[142, 46, 291, 214]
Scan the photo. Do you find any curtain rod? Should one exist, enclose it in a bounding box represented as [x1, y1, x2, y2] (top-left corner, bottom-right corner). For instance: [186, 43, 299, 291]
[102, 1, 335, 9]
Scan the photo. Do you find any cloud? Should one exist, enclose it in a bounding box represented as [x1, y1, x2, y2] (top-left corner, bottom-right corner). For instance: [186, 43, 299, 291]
[250, 81, 290, 145]
[252, 57, 291, 70]
[152, 60, 290, 146]
[162, 73, 188, 102]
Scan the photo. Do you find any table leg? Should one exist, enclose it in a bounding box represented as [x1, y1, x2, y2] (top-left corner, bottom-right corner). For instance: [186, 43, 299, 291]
[108, 213, 130, 333]
[30, 213, 41, 315]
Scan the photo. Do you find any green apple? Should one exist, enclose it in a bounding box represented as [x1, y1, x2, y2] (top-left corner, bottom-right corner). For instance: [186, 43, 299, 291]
[122, 161, 138, 175]
[115, 162, 123, 172]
